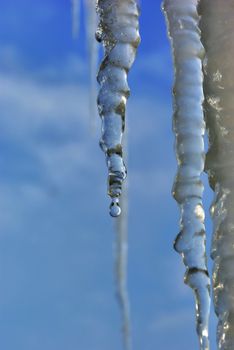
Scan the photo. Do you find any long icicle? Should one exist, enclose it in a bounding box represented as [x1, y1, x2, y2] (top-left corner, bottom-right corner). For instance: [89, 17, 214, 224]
[115, 130, 131, 350]
[163, 1, 211, 348]
[199, 1, 234, 348]
[84, 0, 98, 131]
[96, 0, 140, 217]
[71, 0, 80, 38]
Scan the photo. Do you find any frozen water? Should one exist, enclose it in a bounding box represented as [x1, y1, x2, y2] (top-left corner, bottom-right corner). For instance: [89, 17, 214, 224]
[96, 0, 140, 216]
[163, 0, 211, 348]
[115, 140, 132, 349]
[199, 0, 234, 348]
[84, 0, 98, 130]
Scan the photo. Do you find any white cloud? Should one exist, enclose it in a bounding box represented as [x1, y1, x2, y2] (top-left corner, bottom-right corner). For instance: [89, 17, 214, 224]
[0, 74, 88, 140]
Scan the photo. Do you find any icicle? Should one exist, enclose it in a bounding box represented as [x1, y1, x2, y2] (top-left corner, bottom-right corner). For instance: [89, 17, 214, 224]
[115, 189, 131, 350]
[163, 1, 211, 348]
[115, 130, 132, 350]
[71, 0, 80, 38]
[84, 0, 98, 131]
[96, 0, 140, 217]
[199, 1, 234, 348]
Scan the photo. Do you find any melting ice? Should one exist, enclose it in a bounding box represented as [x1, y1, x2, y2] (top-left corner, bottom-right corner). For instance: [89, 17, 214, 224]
[163, 0, 211, 348]
[96, 0, 140, 217]
[199, 0, 234, 348]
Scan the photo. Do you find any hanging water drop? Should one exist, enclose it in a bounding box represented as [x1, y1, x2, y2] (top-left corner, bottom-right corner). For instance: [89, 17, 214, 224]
[163, 0, 211, 348]
[96, 0, 140, 216]
[110, 198, 121, 218]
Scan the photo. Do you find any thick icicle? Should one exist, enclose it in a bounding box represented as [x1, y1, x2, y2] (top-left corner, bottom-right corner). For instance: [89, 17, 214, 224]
[115, 132, 132, 350]
[84, 0, 98, 130]
[96, 0, 140, 217]
[163, 1, 210, 348]
[71, 0, 80, 38]
[199, 1, 234, 348]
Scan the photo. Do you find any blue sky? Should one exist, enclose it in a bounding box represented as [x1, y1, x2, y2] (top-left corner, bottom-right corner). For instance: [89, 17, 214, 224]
[0, 1, 217, 349]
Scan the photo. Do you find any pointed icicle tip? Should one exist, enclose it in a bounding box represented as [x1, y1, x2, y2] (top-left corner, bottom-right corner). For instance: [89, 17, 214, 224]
[110, 198, 121, 218]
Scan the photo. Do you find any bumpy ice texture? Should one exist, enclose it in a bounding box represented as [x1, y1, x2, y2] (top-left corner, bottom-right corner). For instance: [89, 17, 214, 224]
[96, 0, 140, 217]
[199, 0, 234, 348]
[163, 0, 211, 348]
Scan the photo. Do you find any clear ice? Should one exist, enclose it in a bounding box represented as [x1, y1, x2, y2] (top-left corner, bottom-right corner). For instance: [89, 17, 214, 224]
[84, 0, 98, 130]
[96, 0, 140, 217]
[163, 0, 211, 348]
[71, 0, 98, 129]
[71, 3, 133, 348]
[115, 160, 132, 350]
[199, 1, 234, 348]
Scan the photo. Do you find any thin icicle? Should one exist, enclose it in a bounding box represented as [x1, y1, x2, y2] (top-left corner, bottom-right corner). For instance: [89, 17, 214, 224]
[115, 131, 131, 350]
[84, 0, 98, 131]
[96, 0, 140, 217]
[71, 0, 80, 38]
[163, 1, 210, 348]
[199, 1, 234, 348]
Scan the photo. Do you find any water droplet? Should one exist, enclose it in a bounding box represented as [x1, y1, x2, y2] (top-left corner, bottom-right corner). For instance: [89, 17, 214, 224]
[110, 198, 121, 217]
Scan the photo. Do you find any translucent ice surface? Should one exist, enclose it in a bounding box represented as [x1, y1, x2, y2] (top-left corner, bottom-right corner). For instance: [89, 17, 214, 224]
[199, 1, 234, 348]
[96, 0, 140, 216]
[163, 1, 211, 348]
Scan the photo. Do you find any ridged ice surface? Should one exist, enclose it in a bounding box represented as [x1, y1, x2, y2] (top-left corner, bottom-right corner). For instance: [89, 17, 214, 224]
[96, 0, 140, 217]
[163, 1, 210, 348]
[199, 1, 234, 348]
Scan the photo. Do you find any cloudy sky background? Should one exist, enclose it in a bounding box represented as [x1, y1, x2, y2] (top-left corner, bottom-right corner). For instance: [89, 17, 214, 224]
[0, 1, 217, 349]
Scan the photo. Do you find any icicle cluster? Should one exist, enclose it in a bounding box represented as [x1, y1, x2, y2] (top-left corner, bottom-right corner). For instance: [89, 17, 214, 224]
[199, 1, 234, 348]
[163, 1, 210, 348]
[96, 0, 140, 217]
